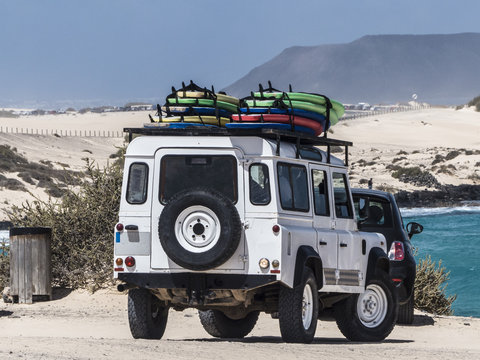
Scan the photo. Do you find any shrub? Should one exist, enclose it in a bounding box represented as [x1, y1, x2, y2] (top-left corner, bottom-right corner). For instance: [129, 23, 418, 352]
[445, 150, 460, 161]
[4, 159, 123, 290]
[414, 255, 456, 315]
[431, 154, 445, 165]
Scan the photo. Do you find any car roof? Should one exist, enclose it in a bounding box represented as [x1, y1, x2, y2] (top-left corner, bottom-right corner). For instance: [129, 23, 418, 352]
[351, 188, 394, 201]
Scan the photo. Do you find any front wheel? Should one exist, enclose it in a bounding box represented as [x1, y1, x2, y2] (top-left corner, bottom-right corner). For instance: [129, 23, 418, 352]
[128, 288, 169, 339]
[278, 267, 318, 343]
[334, 273, 398, 341]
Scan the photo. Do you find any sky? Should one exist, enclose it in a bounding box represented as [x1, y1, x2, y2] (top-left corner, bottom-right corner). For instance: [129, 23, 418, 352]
[2, 0, 480, 109]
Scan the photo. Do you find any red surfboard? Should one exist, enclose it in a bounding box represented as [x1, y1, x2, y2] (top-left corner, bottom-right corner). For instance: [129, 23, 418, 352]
[231, 114, 324, 136]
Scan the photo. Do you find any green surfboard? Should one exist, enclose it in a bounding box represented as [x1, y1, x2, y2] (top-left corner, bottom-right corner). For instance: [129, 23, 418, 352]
[252, 92, 345, 118]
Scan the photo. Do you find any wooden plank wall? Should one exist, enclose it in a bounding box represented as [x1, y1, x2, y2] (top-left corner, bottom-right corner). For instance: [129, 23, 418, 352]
[10, 233, 52, 304]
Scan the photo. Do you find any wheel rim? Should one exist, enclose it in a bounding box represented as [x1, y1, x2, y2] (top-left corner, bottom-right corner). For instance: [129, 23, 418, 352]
[357, 284, 388, 328]
[302, 283, 314, 329]
[174, 205, 221, 253]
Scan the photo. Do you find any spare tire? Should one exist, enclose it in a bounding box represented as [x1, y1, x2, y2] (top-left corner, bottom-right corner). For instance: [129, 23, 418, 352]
[158, 188, 241, 271]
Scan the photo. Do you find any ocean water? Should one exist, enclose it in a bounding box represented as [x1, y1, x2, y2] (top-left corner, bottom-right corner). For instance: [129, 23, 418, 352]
[402, 206, 480, 318]
[0, 230, 8, 255]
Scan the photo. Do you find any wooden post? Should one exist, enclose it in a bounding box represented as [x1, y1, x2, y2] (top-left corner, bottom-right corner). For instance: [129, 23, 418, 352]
[9, 227, 52, 304]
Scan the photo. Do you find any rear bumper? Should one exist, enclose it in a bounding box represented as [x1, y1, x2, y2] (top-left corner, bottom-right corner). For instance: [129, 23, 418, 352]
[118, 272, 278, 291]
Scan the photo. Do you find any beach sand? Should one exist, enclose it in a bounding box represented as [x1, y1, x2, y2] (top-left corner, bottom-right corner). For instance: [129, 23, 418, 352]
[0, 288, 479, 359]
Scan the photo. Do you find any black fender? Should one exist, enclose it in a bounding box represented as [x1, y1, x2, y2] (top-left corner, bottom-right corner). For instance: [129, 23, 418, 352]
[365, 247, 390, 285]
[294, 246, 323, 289]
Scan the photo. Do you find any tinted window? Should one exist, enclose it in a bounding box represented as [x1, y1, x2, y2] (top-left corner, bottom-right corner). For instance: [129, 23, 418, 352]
[160, 155, 237, 204]
[332, 172, 353, 218]
[278, 163, 309, 212]
[126, 163, 149, 204]
[249, 163, 271, 205]
[312, 169, 329, 216]
[354, 195, 393, 227]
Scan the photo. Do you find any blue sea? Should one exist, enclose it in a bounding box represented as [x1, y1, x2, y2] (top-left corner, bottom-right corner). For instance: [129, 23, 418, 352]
[402, 206, 480, 318]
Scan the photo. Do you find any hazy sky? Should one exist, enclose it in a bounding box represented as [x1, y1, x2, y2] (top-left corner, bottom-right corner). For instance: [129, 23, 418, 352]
[2, 0, 480, 108]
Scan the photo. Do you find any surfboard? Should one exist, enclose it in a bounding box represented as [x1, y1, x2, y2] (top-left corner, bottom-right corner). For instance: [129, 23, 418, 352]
[252, 92, 345, 117]
[151, 115, 230, 126]
[225, 122, 315, 135]
[167, 98, 238, 113]
[161, 106, 232, 118]
[144, 122, 218, 129]
[242, 99, 339, 126]
[174, 91, 240, 106]
[238, 107, 326, 124]
[232, 114, 323, 136]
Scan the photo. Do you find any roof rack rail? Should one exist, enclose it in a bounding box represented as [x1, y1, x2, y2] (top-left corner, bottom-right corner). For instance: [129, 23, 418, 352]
[123, 127, 353, 166]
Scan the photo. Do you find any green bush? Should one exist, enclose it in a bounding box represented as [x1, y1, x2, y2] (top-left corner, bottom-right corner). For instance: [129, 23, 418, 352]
[414, 255, 456, 315]
[3, 159, 123, 290]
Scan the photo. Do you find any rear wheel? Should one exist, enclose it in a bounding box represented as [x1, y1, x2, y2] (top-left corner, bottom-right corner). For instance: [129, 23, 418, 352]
[334, 272, 397, 341]
[199, 310, 259, 338]
[128, 288, 169, 339]
[397, 293, 414, 324]
[278, 267, 318, 343]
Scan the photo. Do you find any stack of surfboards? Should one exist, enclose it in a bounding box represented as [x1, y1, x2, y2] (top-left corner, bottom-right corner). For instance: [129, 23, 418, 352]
[148, 81, 239, 129]
[226, 82, 345, 136]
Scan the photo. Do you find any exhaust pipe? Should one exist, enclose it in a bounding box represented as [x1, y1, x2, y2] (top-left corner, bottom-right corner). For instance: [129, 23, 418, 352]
[117, 283, 137, 292]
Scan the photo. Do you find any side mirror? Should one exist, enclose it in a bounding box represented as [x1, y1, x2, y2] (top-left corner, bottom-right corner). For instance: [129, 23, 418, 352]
[406, 222, 423, 238]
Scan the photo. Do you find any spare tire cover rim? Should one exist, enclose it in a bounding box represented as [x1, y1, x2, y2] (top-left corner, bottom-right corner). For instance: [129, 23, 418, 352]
[175, 205, 221, 253]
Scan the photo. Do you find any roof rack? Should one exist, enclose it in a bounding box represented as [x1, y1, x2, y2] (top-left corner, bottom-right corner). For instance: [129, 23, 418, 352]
[123, 127, 353, 166]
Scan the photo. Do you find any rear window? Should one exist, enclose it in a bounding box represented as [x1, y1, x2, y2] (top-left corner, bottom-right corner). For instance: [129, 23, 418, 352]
[277, 162, 309, 212]
[126, 163, 149, 204]
[354, 195, 393, 227]
[160, 155, 237, 204]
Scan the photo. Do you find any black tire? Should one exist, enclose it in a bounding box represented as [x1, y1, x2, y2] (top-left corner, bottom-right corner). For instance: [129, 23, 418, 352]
[278, 267, 318, 343]
[128, 288, 169, 339]
[198, 310, 259, 338]
[158, 188, 241, 271]
[397, 293, 414, 324]
[334, 272, 398, 342]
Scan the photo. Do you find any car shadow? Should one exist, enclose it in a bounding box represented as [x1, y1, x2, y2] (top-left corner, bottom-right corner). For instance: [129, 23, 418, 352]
[167, 336, 413, 344]
[0, 310, 13, 317]
[400, 313, 435, 327]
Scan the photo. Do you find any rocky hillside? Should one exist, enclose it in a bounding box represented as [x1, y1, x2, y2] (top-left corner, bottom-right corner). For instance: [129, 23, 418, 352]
[225, 33, 480, 105]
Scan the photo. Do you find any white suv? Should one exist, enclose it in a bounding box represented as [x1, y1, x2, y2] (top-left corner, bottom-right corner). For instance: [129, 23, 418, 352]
[114, 127, 397, 343]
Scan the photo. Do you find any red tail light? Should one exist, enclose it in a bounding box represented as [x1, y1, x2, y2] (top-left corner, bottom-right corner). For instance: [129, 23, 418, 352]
[388, 241, 405, 261]
[125, 256, 135, 267]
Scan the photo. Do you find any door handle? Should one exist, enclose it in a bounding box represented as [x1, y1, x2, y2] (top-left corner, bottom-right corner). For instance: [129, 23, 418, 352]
[340, 243, 348, 248]
[319, 241, 327, 246]
[125, 225, 139, 231]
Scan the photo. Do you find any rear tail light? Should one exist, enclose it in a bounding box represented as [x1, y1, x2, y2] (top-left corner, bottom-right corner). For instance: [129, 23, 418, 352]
[125, 256, 136, 267]
[116, 223, 124, 232]
[388, 241, 405, 261]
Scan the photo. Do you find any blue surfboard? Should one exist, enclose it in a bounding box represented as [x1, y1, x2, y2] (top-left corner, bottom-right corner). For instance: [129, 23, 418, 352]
[225, 122, 315, 135]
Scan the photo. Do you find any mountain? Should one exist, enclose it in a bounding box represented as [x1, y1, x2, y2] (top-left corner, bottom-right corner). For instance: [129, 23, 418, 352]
[224, 33, 480, 104]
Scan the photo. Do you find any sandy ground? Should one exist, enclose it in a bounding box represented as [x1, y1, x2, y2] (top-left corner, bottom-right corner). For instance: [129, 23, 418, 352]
[0, 289, 479, 360]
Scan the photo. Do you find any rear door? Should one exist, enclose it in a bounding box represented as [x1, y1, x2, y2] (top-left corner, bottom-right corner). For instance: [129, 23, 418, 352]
[150, 148, 246, 270]
[332, 170, 364, 288]
[310, 164, 338, 286]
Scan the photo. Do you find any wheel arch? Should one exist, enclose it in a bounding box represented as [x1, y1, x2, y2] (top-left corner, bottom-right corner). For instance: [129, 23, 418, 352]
[366, 247, 390, 285]
[293, 245, 323, 289]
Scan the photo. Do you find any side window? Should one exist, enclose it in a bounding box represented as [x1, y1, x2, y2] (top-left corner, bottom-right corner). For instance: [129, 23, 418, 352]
[354, 196, 393, 227]
[126, 163, 149, 204]
[332, 172, 353, 219]
[277, 163, 309, 212]
[312, 169, 329, 216]
[249, 163, 271, 205]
